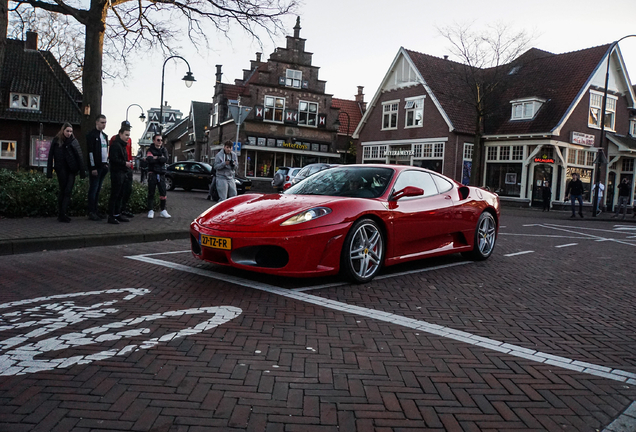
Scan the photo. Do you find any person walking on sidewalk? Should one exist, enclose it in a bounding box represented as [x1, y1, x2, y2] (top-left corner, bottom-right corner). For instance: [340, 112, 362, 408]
[591, 181, 605, 216]
[86, 114, 109, 221]
[46, 123, 86, 222]
[146, 134, 171, 219]
[107, 125, 134, 224]
[565, 172, 585, 218]
[542, 181, 551, 212]
[109, 121, 135, 218]
[214, 140, 238, 202]
[613, 178, 631, 220]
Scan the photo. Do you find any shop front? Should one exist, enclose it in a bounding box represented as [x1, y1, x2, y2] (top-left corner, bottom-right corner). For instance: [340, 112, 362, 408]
[360, 139, 446, 174]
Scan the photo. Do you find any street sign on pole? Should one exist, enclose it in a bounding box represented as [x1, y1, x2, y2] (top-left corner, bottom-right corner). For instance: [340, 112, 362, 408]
[233, 142, 242, 156]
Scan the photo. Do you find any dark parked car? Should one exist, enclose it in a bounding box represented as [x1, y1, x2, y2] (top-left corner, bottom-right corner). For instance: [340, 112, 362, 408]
[165, 161, 252, 194]
[290, 163, 335, 186]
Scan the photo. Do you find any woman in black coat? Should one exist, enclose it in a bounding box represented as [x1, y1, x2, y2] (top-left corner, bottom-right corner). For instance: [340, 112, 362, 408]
[46, 122, 86, 222]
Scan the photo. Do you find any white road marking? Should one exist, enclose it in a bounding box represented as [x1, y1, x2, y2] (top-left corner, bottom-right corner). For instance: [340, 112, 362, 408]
[127, 254, 636, 385]
[0, 289, 241, 376]
[602, 401, 636, 432]
[504, 250, 535, 257]
[531, 224, 636, 247]
[555, 243, 578, 248]
[133, 250, 191, 257]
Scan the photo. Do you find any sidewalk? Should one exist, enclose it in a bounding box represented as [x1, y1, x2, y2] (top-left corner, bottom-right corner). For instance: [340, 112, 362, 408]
[1, 188, 634, 256]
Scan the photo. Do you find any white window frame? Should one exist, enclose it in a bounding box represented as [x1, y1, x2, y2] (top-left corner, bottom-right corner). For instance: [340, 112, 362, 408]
[298, 100, 318, 127]
[9, 93, 40, 111]
[286, 69, 302, 88]
[621, 158, 633, 172]
[382, 100, 399, 130]
[630, 120, 636, 137]
[588, 90, 617, 131]
[264, 95, 285, 123]
[211, 103, 218, 127]
[404, 96, 425, 128]
[0, 140, 17, 159]
[463, 143, 474, 161]
[486, 145, 524, 161]
[362, 145, 387, 160]
[510, 98, 544, 120]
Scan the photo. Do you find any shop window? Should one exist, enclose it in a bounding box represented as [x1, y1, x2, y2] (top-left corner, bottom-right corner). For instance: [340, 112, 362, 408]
[257, 151, 275, 177]
[298, 100, 318, 127]
[246, 150, 256, 177]
[413, 159, 442, 173]
[405, 97, 424, 127]
[413, 144, 422, 158]
[487, 147, 498, 161]
[577, 150, 585, 165]
[264, 96, 285, 122]
[382, 101, 399, 130]
[0, 141, 17, 159]
[486, 163, 522, 197]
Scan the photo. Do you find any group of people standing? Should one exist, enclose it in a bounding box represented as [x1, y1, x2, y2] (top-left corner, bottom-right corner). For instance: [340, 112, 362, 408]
[46, 115, 171, 223]
[562, 172, 634, 219]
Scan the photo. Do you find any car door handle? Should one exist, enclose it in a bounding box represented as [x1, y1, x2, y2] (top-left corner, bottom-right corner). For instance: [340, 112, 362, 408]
[444, 195, 452, 200]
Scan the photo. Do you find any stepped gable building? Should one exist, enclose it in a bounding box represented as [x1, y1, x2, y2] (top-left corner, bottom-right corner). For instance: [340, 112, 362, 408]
[208, 17, 345, 180]
[355, 44, 636, 210]
[0, 32, 83, 171]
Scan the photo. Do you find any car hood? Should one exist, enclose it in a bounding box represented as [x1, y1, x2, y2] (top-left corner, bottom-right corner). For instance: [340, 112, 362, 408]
[199, 193, 342, 228]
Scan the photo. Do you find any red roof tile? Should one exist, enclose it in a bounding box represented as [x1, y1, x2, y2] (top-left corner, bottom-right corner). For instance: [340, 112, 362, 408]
[331, 98, 364, 135]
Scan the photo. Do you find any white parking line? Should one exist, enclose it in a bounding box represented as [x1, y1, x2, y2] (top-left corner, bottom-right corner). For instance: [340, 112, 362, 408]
[126, 254, 636, 385]
[555, 243, 578, 248]
[504, 250, 534, 257]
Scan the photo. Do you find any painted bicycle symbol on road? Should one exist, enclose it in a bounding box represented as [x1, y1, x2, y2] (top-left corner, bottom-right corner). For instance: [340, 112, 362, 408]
[0, 288, 242, 376]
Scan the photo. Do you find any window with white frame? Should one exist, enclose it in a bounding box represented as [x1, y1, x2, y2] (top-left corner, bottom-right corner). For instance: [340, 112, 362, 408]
[412, 143, 444, 159]
[362, 145, 387, 160]
[510, 98, 544, 120]
[298, 100, 318, 127]
[264, 95, 285, 122]
[0, 141, 17, 159]
[630, 120, 636, 137]
[10, 93, 40, 111]
[211, 103, 218, 127]
[512, 146, 523, 160]
[405, 97, 424, 127]
[622, 158, 634, 172]
[433, 143, 444, 158]
[487, 147, 498, 161]
[463, 143, 474, 161]
[589, 91, 617, 130]
[286, 69, 302, 88]
[487, 145, 524, 161]
[568, 148, 595, 167]
[382, 101, 399, 130]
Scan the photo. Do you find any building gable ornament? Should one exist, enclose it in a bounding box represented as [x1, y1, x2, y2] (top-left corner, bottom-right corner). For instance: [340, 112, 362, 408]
[317, 114, 327, 128]
[254, 105, 264, 120]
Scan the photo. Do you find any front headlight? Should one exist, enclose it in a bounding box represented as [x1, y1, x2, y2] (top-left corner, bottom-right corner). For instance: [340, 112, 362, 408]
[281, 207, 332, 226]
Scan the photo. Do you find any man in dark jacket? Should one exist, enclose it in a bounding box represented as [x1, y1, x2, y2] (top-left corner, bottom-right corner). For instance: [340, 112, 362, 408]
[146, 134, 171, 218]
[107, 124, 133, 224]
[613, 178, 632, 220]
[565, 172, 585, 218]
[86, 114, 109, 221]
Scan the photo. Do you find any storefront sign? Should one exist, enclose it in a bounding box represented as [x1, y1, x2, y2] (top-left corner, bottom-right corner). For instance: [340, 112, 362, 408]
[283, 142, 308, 150]
[534, 157, 555, 163]
[571, 131, 595, 146]
[385, 150, 414, 156]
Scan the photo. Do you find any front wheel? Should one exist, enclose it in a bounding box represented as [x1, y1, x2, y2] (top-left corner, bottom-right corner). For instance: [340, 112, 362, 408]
[341, 218, 384, 283]
[462, 211, 497, 260]
[165, 176, 175, 191]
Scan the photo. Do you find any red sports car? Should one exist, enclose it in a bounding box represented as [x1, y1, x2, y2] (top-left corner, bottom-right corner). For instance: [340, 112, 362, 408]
[190, 165, 500, 283]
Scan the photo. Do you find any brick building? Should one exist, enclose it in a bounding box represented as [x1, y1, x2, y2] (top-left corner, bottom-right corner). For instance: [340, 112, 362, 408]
[0, 32, 83, 171]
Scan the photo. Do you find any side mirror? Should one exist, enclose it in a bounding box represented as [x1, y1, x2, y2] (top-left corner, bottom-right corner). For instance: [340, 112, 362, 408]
[391, 186, 424, 201]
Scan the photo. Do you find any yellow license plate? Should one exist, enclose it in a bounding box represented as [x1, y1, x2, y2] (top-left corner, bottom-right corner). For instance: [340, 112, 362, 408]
[244, 186, 251, 190]
[200, 234, 232, 250]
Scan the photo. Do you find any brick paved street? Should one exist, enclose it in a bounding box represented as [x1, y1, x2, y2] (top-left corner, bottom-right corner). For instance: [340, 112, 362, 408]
[1, 210, 635, 431]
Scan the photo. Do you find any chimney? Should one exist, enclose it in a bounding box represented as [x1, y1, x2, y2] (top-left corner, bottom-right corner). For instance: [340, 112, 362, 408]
[443, 55, 448, 60]
[293, 16, 301, 38]
[355, 86, 367, 112]
[25, 31, 38, 50]
[215, 65, 222, 84]
[255, 52, 262, 62]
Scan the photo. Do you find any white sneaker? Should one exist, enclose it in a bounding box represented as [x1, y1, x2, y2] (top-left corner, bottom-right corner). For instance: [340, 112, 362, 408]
[159, 210, 171, 218]
[147, 210, 154, 219]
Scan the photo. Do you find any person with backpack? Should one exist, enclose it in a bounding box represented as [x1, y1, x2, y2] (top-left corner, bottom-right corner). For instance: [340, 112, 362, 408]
[46, 123, 86, 222]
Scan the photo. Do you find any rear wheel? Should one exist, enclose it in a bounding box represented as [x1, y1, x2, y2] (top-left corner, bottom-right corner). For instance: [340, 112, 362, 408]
[165, 176, 175, 191]
[462, 211, 497, 260]
[341, 218, 384, 283]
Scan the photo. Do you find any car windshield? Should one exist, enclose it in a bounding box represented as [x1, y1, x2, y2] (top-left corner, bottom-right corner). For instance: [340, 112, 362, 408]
[285, 167, 394, 198]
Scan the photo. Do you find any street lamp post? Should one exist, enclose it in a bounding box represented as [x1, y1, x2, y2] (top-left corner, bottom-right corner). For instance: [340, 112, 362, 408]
[333, 111, 352, 163]
[592, 35, 636, 217]
[159, 56, 196, 134]
[125, 104, 146, 123]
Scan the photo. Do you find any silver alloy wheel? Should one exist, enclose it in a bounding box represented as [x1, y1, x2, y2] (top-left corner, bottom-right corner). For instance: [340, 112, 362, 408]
[477, 213, 496, 256]
[165, 176, 174, 190]
[348, 222, 383, 279]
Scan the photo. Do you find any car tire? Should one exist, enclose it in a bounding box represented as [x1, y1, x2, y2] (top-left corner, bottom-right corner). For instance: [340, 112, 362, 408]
[165, 176, 175, 191]
[462, 211, 497, 261]
[340, 218, 384, 283]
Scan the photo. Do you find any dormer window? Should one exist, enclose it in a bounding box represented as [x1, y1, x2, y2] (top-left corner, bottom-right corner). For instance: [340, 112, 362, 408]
[510, 97, 544, 120]
[286, 69, 302, 88]
[10, 93, 40, 111]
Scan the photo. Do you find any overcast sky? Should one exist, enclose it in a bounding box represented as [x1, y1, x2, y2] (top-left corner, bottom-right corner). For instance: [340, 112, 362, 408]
[101, 0, 636, 145]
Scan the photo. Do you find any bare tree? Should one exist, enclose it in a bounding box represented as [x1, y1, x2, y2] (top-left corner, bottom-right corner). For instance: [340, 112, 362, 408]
[5, 0, 298, 150]
[438, 22, 533, 186]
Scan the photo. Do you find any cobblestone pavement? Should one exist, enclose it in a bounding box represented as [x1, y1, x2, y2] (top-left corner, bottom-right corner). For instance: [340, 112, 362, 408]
[0, 211, 635, 431]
